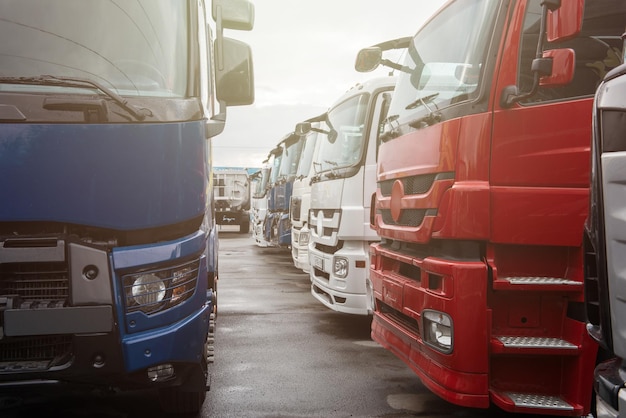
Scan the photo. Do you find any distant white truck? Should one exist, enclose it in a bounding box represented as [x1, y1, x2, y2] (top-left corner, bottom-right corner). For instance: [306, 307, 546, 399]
[290, 119, 322, 272]
[214, 167, 251, 233]
[251, 164, 270, 247]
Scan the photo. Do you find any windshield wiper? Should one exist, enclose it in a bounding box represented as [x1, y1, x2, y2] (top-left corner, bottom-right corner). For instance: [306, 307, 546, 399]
[323, 160, 340, 179]
[405, 92, 443, 129]
[0, 75, 150, 121]
[405, 92, 439, 110]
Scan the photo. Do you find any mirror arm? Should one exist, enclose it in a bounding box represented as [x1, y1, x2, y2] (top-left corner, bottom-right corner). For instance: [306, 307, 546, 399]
[380, 59, 410, 73]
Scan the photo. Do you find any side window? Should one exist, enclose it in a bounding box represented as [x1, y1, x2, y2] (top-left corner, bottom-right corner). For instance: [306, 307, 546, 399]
[518, 0, 624, 104]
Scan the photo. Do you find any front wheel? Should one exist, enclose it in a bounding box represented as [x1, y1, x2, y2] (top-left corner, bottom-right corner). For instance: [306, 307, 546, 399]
[158, 362, 207, 415]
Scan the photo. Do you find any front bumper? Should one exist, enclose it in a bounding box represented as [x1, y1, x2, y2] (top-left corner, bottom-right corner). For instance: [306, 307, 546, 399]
[308, 241, 370, 315]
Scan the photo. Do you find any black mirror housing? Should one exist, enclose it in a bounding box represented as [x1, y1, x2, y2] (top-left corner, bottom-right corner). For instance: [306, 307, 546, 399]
[216, 37, 254, 106]
[355, 48, 382, 72]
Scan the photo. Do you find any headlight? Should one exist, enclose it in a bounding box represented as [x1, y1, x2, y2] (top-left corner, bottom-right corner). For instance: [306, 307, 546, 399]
[333, 257, 349, 278]
[131, 274, 166, 306]
[422, 310, 453, 353]
[299, 231, 309, 246]
[123, 259, 200, 315]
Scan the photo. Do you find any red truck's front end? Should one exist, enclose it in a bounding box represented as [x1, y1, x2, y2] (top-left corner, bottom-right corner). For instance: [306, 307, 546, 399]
[368, 0, 626, 415]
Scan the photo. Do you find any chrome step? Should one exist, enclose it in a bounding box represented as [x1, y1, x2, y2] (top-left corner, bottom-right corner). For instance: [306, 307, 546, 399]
[496, 336, 577, 350]
[504, 392, 574, 411]
[504, 277, 579, 286]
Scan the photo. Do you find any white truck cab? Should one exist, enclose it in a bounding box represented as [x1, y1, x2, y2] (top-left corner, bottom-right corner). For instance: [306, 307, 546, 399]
[291, 119, 322, 272]
[251, 163, 271, 247]
[307, 77, 395, 315]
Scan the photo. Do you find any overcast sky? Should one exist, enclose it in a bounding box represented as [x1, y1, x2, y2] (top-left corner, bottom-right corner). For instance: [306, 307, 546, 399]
[212, 0, 446, 169]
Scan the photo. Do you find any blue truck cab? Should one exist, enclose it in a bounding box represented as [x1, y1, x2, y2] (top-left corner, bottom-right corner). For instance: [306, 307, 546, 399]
[0, 0, 254, 414]
[266, 132, 304, 247]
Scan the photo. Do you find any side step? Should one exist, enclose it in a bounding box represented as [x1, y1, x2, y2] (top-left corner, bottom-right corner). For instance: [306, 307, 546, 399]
[491, 391, 582, 415]
[491, 336, 579, 355]
[493, 276, 582, 292]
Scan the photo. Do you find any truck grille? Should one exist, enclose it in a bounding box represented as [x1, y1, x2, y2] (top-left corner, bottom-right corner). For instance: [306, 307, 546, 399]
[0, 262, 69, 301]
[380, 209, 427, 227]
[0, 335, 72, 372]
[379, 302, 420, 336]
[379, 174, 438, 196]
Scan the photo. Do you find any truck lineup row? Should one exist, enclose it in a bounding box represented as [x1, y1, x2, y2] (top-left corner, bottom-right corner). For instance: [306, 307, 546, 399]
[252, 1, 626, 417]
[3, 0, 626, 416]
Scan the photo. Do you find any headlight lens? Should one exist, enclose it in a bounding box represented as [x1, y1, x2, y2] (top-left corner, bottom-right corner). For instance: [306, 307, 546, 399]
[299, 231, 309, 246]
[123, 259, 200, 315]
[131, 274, 166, 306]
[333, 257, 349, 278]
[422, 310, 453, 353]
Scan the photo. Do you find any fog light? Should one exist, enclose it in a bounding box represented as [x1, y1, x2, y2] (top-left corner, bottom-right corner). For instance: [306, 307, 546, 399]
[333, 257, 349, 278]
[422, 310, 453, 353]
[147, 363, 175, 382]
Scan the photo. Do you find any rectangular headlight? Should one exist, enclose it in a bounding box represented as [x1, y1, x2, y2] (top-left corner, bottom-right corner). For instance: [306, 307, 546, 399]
[333, 256, 349, 278]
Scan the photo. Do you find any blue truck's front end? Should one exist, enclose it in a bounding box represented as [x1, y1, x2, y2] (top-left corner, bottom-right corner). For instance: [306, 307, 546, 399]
[0, 0, 254, 414]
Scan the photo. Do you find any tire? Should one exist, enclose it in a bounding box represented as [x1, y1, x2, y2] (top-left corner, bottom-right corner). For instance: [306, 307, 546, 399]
[158, 362, 207, 415]
[239, 221, 250, 233]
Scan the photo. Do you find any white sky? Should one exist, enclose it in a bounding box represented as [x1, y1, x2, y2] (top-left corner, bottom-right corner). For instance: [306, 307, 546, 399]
[212, 0, 447, 168]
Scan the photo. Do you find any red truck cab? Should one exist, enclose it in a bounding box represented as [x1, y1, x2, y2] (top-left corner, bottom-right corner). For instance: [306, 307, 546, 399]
[363, 0, 626, 415]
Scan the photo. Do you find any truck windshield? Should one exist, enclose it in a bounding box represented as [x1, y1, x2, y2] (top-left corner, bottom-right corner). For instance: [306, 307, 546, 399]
[253, 167, 270, 199]
[0, 0, 189, 98]
[316, 93, 369, 176]
[385, 0, 499, 128]
[295, 130, 319, 178]
[270, 153, 282, 185]
[279, 139, 304, 182]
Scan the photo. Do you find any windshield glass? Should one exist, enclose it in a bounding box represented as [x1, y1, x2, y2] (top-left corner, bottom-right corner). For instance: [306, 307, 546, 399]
[295, 130, 319, 178]
[270, 153, 282, 185]
[0, 0, 189, 97]
[317, 93, 369, 173]
[253, 167, 270, 198]
[279, 138, 304, 181]
[386, 0, 498, 127]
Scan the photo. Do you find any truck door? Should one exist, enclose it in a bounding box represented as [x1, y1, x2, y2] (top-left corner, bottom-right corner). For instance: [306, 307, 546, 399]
[490, 0, 623, 247]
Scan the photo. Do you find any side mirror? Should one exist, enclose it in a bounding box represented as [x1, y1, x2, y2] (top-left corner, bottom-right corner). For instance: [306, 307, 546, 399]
[540, 48, 575, 86]
[295, 122, 312, 136]
[355, 47, 382, 73]
[216, 37, 254, 106]
[546, 0, 583, 43]
[212, 0, 254, 31]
